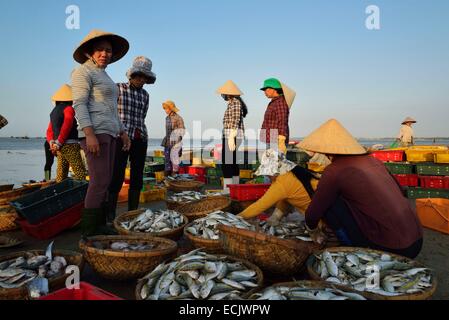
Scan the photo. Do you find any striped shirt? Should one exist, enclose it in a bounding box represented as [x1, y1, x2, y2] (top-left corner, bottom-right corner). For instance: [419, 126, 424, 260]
[117, 83, 149, 140]
[71, 59, 124, 138]
[222, 98, 245, 137]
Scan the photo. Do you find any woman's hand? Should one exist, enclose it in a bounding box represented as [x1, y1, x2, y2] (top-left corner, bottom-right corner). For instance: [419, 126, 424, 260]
[121, 132, 131, 151]
[306, 224, 327, 245]
[83, 127, 100, 156]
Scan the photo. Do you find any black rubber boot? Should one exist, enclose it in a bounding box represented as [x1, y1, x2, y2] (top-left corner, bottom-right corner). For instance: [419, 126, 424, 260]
[93, 202, 118, 235]
[128, 189, 141, 211]
[81, 208, 100, 237]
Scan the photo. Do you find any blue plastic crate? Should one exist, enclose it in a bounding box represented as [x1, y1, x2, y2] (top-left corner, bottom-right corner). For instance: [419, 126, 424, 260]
[10, 179, 88, 225]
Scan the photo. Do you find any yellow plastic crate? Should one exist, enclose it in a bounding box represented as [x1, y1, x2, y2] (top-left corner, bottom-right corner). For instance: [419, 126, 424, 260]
[408, 145, 448, 151]
[406, 149, 448, 163]
[155, 171, 165, 183]
[154, 150, 164, 157]
[240, 170, 254, 179]
[140, 186, 166, 203]
[435, 152, 449, 164]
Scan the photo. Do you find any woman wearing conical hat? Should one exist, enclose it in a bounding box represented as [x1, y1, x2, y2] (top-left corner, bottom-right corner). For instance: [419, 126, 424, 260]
[71, 29, 131, 236]
[396, 117, 417, 147]
[161, 100, 185, 176]
[298, 119, 423, 258]
[216, 80, 248, 193]
[46, 84, 86, 183]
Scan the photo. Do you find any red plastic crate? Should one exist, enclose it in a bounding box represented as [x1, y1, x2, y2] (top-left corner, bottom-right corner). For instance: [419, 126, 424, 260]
[371, 150, 405, 162]
[228, 184, 271, 201]
[188, 166, 207, 176]
[40, 282, 122, 300]
[179, 166, 189, 174]
[419, 176, 449, 189]
[17, 202, 83, 240]
[393, 174, 419, 187]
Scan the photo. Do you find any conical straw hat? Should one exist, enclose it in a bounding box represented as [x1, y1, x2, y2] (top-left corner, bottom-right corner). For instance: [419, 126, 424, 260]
[298, 119, 367, 155]
[216, 80, 243, 96]
[73, 29, 129, 64]
[402, 117, 416, 125]
[280, 82, 296, 109]
[52, 84, 73, 102]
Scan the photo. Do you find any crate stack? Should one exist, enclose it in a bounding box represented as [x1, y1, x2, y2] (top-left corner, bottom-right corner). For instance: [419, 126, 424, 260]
[187, 166, 207, 184]
[206, 165, 223, 187]
[372, 147, 449, 200]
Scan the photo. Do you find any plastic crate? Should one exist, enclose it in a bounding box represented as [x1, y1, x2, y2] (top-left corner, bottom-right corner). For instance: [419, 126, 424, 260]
[416, 198, 449, 235]
[228, 184, 271, 201]
[240, 170, 254, 179]
[118, 183, 129, 203]
[179, 166, 189, 174]
[10, 179, 88, 225]
[155, 171, 165, 183]
[140, 186, 166, 203]
[207, 176, 222, 186]
[392, 174, 419, 187]
[40, 282, 122, 300]
[153, 156, 165, 164]
[406, 187, 449, 200]
[206, 167, 222, 177]
[144, 164, 165, 174]
[434, 152, 449, 164]
[188, 166, 207, 176]
[371, 150, 405, 162]
[153, 150, 164, 157]
[384, 162, 415, 175]
[416, 163, 449, 176]
[419, 176, 449, 189]
[17, 202, 83, 239]
[195, 176, 207, 184]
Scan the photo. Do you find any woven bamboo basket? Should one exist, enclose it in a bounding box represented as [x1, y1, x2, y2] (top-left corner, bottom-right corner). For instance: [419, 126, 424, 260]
[0, 206, 19, 232]
[0, 250, 84, 300]
[306, 247, 438, 300]
[135, 254, 264, 300]
[165, 199, 183, 210]
[183, 221, 223, 253]
[113, 209, 189, 241]
[218, 224, 322, 276]
[0, 184, 14, 192]
[79, 235, 178, 280]
[166, 180, 205, 193]
[176, 197, 232, 221]
[0, 236, 24, 249]
[0, 185, 41, 205]
[245, 280, 379, 300]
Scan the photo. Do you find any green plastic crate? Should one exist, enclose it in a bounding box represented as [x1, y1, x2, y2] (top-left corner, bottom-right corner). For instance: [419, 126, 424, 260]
[415, 163, 449, 176]
[206, 167, 223, 177]
[406, 187, 449, 200]
[384, 162, 415, 175]
[207, 176, 222, 187]
[144, 164, 165, 174]
[153, 156, 165, 164]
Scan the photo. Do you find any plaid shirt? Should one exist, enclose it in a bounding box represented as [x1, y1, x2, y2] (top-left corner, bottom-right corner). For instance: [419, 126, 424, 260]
[164, 112, 185, 148]
[260, 96, 289, 144]
[223, 98, 245, 137]
[117, 83, 149, 140]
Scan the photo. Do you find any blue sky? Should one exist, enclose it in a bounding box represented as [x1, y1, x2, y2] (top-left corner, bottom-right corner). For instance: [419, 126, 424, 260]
[0, 0, 448, 138]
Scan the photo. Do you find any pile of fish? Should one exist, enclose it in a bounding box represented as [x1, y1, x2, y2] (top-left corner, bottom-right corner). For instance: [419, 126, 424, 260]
[0, 242, 67, 290]
[120, 209, 185, 233]
[139, 249, 260, 300]
[259, 220, 313, 242]
[168, 191, 206, 203]
[91, 241, 156, 252]
[249, 284, 366, 300]
[166, 174, 196, 181]
[185, 211, 256, 240]
[312, 250, 434, 296]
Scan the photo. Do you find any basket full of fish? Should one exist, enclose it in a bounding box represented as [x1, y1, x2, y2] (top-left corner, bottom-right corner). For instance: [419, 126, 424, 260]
[136, 249, 263, 300]
[166, 191, 207, 210]
[177, 196, 232, 221]
[184, 211, 256, 253]
[79, 235, 178, 280]
[165, 175, 205, 192]
[0, 242, 84, 300]
[247, 280, 372, 300]
[307, 247, 437, 300]
[218, 219, 322, 276]
[114, 209, 188, 241]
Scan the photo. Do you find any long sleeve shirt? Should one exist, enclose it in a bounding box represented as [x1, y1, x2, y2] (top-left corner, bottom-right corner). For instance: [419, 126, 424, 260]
[117, 83, 149, 140]
[260, 96, 289, 144]
[71, 59, 124, 138]
[305, 155, 423, 249]
[238, 172, 319, 219]
[163, 112, 185, 148]
[46, 104, 78, 145]
[397, 125, 414, 144]
[223, 98, 244, 138]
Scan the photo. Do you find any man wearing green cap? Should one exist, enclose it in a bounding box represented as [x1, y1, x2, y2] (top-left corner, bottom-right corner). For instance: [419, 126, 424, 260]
[260, 78, 290, 154]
